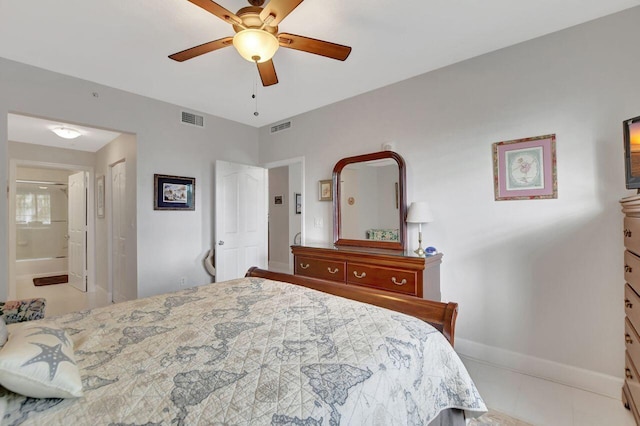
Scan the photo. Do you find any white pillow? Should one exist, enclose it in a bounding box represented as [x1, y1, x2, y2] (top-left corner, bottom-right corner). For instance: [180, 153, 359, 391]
[0, 321, 83, 398]
[0, 317, 7, 347]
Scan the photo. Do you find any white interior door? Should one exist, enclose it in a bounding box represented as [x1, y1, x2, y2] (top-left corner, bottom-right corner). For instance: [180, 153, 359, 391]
[68, 171, 87, 292]
[215, 161, 268, 282]
[111, 161, 127, 303]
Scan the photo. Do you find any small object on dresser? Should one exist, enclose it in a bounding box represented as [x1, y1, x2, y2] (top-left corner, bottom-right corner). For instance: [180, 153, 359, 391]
[425, 246, 437, 256]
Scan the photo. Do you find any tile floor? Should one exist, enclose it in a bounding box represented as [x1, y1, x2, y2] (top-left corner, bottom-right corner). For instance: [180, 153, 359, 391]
[462, 356, 636, 426]
[15, 276, 111, 317]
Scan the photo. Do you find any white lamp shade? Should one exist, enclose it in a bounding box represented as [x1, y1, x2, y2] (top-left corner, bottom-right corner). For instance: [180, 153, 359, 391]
[51, 127, 81, 139]
[233, 29, 279, 63]
[406, 201, 434, 223]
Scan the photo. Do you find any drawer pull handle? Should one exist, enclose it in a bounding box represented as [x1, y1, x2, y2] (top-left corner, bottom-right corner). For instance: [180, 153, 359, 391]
[626, 299, 634, 309]
[299, 263, 310, 270]
[626, 333, 633, 344]
[391, 277, 407, 286]
[353, 271, 367, 279]
[625, 229, 633, 238]
[626, 265, 633, 273]
[627, 368, 633, 379]
[327, 267, 339, 274]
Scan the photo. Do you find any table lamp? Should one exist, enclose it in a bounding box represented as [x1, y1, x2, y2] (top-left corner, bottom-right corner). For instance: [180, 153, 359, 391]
[406, 201, 434, 256]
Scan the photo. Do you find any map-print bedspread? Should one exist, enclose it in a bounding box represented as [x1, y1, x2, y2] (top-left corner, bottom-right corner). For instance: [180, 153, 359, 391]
[2, 277, 486, 425]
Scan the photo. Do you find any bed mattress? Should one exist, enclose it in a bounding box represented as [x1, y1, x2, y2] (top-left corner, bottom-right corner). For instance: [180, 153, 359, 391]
[2, 276, 486, 425]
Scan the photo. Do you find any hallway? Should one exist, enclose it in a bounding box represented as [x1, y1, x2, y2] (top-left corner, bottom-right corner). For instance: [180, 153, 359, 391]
[15, 276, 111, 317]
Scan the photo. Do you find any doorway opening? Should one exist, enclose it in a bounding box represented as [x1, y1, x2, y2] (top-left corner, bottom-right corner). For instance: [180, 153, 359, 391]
[264, 157, 305, 274]
[7, 112, 136, 316]
[9, 161, 99, 316]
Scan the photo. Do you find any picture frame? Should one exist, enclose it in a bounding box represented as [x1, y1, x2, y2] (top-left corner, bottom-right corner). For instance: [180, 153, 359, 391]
[295, 192, 302, 214]
[319, 179, 333, 201]
[154, 174, 195, 210]
[492, 134, 557, 201]
[274, 195, 283, 205]
[96, 175, 105, 218]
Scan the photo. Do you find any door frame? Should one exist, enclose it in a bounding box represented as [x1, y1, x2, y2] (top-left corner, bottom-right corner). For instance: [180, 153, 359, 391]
[107, 159, 126, 304]
[262, 156, 305, 272]
[8, 159, 96, 299]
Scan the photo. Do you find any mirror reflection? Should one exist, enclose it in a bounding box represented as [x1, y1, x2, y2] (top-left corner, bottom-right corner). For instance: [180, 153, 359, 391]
[334, 150, 406, 250]
[339, 159, 400, 242]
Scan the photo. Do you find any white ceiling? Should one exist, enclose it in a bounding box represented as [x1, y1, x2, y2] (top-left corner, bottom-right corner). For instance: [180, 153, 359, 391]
[8, 114, 122, 152]
[1, 0, 639, 128]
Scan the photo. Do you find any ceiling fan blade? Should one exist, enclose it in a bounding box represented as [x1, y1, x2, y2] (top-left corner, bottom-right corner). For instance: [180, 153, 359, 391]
[260, 0, 303, 27]
[169, 37, 234, 62]
[257, 59, 278, 86]
[278, 33, 351, 61]
[187, 0, 242, 25]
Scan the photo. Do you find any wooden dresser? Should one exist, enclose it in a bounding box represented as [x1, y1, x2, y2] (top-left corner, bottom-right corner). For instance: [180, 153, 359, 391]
[621, 195, 640, 422]
[291, 244, 443, 300]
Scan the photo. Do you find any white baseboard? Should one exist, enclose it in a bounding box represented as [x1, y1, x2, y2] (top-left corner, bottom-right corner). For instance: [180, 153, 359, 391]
[456, 338, 622, 399]
[94, 285, 108, 298]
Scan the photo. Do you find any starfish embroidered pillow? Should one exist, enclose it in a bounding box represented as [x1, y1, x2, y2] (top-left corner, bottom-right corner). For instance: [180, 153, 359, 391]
[0, 321, 83, 398]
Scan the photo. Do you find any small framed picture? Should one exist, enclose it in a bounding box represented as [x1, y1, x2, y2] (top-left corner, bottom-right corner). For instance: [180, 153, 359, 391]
[154, 174, 195, 210]
[295, 193, 302, 214]
[319, 179, 332, 201]
[96, 175, 105, 218]
[492, 134, 557, 201]
[275, 195, 283, 205]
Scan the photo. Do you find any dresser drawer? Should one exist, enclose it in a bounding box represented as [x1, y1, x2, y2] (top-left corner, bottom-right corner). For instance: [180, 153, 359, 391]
[626, 317, 640, 364]
[626, 251, 640, 296]
[294, 256, 346, 282]
[626, 350, 640, 414]
[347, 263, 418, 296]
[625, 217, 640, 255]
[626, 284, 640, 333]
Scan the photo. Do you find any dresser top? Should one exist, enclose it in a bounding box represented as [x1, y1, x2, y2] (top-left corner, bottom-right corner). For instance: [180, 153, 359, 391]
[292, 243, 443, 264]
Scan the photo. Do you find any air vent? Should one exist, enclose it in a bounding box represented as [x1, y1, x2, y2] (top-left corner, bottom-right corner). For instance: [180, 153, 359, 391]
[181, 111, 204, 127]
[270, 121, 292, 134]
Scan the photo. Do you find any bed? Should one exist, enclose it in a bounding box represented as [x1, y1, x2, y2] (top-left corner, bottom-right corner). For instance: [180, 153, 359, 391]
[1, 268, 486, 425]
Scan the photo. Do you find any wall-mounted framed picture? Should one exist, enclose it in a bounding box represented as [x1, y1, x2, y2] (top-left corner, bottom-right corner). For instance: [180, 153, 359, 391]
[492, 134, 557, 201]
[295, 192, 302, 214]
[96, 175, 105, 218]
[154, 174, 195, 210]
[275, 195, 283, 205]
[319, 179, 332, 201]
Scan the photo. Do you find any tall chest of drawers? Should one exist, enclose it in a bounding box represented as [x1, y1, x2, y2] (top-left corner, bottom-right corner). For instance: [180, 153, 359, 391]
[621, 195, 640, 422]
[291, 244, 443, 301]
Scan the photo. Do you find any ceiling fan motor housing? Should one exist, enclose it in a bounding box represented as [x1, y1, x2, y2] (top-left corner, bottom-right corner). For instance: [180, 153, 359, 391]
[232, 7, 278, 35]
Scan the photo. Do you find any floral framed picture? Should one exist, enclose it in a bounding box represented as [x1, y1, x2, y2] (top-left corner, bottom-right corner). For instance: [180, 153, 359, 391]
[492, 134, 557, 201]
[154, 174, 195, 210]
[319, 179, 332, 201]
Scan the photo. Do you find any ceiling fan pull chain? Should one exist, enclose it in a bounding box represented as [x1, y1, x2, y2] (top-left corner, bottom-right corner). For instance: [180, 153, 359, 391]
[253, 70, 259, 117]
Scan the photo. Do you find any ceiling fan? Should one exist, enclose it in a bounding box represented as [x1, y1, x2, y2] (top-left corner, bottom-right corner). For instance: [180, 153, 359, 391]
[169, 0, 352, 86]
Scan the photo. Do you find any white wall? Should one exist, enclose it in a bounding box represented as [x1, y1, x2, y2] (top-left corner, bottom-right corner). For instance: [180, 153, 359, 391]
[288, 161, 302, 257]
[258, 8, 640, 394]
[96, 133, 137, 299]
[268, 166, 289, 266]
[0, 57, 259, 300]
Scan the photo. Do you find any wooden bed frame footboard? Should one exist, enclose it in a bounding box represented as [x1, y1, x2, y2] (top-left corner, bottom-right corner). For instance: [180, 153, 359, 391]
[245, 267, 459, 346]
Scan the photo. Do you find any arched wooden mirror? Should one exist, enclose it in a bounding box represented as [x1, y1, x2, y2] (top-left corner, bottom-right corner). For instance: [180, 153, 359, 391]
[333, 151, 407, 250]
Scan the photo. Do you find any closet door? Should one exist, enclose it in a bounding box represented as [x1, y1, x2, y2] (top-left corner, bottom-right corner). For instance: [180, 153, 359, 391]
[111, 161, 127, 303]
[67, 171, 87, 292]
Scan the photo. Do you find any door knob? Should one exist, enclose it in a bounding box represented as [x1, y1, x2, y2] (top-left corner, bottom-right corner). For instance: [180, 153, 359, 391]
[218, 240, 224, 245]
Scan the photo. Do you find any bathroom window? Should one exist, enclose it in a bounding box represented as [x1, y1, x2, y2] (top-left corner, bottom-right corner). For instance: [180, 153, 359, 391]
[16, 192, 51, 224]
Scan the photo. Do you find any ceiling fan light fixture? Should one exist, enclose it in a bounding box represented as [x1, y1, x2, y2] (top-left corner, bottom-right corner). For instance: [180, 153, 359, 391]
[233, 29, 279, 63]
[51, 126, 81, 139]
